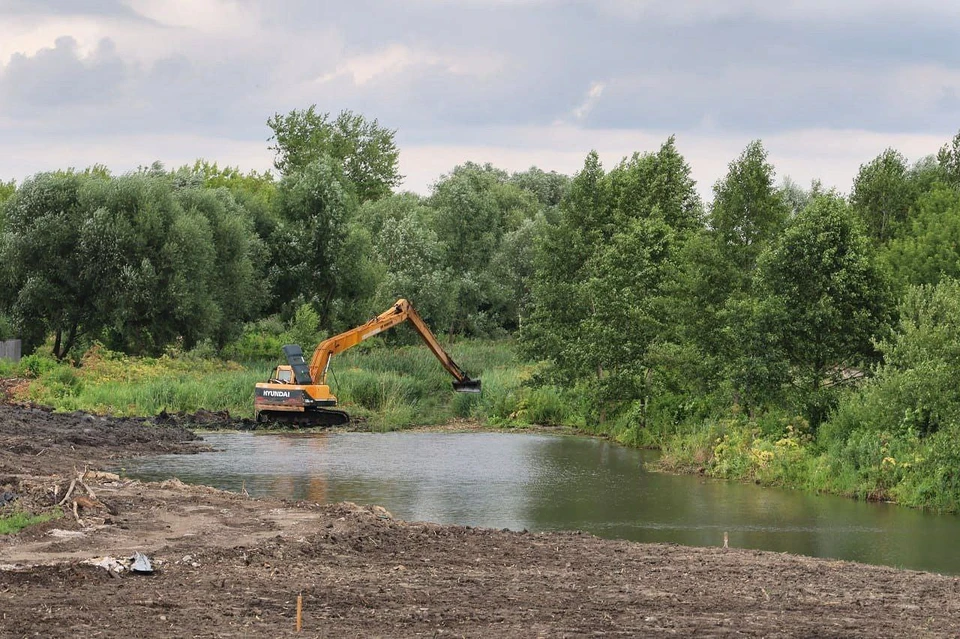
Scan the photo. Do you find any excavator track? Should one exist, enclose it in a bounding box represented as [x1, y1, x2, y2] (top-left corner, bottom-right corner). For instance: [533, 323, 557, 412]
[256, 408, 351, 427]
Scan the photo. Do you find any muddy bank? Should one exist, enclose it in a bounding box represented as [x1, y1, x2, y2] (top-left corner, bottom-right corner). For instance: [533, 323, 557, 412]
[0, 404, 204, 478]
[1, 404, 959, 638]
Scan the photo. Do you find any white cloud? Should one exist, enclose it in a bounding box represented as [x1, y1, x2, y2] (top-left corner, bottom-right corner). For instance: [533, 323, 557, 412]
[314, 43, 505, 87]
[595, 0, 960, 23]
[0, 16, 114, 61]
[124, 0, 263, 35]
[570, 81, 605, 121]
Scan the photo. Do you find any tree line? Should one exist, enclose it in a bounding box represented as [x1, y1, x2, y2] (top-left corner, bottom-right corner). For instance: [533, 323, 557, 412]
[5, 109, 960, 508]
[0, 108, 565, 358]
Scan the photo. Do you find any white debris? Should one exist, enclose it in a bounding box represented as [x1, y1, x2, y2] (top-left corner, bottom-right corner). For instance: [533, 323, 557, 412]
[85, 556, 127, 573]
[130, 551, 153, 573]
[47, 529, 86, 538]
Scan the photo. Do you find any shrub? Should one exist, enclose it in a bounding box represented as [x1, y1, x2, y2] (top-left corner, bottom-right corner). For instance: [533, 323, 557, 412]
[18, 353, 58, 378]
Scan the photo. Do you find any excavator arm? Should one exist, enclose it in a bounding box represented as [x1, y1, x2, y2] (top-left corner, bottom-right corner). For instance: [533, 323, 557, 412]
[306, 299, 481, 392]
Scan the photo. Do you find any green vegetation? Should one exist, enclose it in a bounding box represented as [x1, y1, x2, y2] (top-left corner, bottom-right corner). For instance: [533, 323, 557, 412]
[0, 509, 60, 535]
[8, 339, 537, 430]
[6, 107, 960, 512]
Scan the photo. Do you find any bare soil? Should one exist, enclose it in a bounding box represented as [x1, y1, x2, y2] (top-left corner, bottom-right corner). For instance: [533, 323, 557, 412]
[1, 404, 959, 638]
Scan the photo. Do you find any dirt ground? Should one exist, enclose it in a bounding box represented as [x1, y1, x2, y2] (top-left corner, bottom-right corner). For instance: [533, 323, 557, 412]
[1, 404, 959, 638]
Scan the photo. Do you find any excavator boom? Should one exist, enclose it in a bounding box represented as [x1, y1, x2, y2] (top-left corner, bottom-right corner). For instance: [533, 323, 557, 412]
[254, 299, 480, 425]
[308, 299, 480, 391]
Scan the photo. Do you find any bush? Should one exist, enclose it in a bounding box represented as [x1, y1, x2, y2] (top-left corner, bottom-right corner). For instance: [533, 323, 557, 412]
[520, 386, 568, 426]
[894, 425, 960, 512]
[18, 352, 58, 378]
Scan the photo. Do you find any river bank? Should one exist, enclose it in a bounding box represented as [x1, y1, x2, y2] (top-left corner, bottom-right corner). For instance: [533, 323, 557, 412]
[2, 404, 960, 637]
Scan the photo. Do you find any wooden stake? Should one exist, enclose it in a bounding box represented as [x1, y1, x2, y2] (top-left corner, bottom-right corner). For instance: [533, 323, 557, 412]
[296, 592, 302, 632]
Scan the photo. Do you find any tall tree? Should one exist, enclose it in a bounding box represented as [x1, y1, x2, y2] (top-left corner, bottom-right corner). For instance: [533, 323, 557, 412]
[0, 173, 99, 358]
[268, 107, 401, 203]
[509, 167, 571, 208]
[670, 140, 789, 394]
[937, 130, 960, 187]
[709, 140, 789, 273]
[746, 194, 891, 425]
[881, 186, 960, 289]
[523, 140, 697, 418]
[0, 180, 14, 210]
[580, 217, 677, 414]
[275, 156, 363, 329]
[173, 187, 268, 346]
[521, 152, 609, 379]
[606, 136, 702, 233]
[850, 148, 914, 244]
[778, 177, 811, 216]
[428, 162, 539, 334]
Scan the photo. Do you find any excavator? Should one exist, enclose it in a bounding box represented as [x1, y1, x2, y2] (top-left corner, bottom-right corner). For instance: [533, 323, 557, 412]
[254, 299, 481, 425]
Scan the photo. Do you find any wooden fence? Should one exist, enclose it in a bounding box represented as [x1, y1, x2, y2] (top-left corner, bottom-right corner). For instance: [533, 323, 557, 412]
[0, 339, 21, 363]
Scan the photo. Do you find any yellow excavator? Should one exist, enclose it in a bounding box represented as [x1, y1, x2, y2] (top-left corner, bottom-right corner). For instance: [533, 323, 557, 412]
[254, 299, 481, 425]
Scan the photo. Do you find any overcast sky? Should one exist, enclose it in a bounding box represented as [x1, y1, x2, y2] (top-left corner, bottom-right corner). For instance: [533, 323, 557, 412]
[2, 0, 959, 198]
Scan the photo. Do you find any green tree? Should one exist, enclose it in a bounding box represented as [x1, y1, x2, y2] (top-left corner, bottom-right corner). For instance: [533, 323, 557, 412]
[937, 130, 960, 187]
[524, 141, 697, 421]
[747, 194, 891, 425]
[881, 186, 960, 289]
[669, 141, 789, 398]
[268, 106, 401, 203]
[357, 192, 432, 240]
[850, 148, 914, 244]
[489, 215, 549, 326]
[606, 136, 702, 233]
[709, 140, 788, 273]
[173, 187, 268, 346]
[580, 217, 677, 417]
[509, 167, 570, 208]
[428, 162, 540, 334]
[521, 152, 609, 380]
[275, 156, 364, 328]
[373, 212, 454, 329]
[0, 180, 14, 209]
[79, 174, 218, 354]
[175, 160, 277, 207]
[0, 173, 109, 358]
[778, 177, 811, 216]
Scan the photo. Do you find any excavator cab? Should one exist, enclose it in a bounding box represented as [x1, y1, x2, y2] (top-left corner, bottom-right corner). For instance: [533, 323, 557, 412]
[270, 367, 294, 383]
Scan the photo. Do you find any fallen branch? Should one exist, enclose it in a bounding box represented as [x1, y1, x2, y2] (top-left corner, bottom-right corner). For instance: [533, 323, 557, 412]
[57, 479, 77, 507]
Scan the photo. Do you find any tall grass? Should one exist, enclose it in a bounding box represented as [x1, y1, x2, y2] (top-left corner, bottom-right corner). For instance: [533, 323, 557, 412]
[10, 340, 544, 428]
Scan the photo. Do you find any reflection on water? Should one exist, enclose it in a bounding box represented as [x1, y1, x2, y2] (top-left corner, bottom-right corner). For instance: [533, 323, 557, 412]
[121, 432, 960, 575]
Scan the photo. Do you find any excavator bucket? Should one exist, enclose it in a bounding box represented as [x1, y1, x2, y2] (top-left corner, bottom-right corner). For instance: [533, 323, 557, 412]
[452, 377, 482, 393]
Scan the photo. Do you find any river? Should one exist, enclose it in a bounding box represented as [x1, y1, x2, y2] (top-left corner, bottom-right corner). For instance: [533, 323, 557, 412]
[121, 431, 960, 575]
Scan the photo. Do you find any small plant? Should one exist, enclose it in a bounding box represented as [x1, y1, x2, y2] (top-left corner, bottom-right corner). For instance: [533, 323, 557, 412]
[0, 509, 60, 535]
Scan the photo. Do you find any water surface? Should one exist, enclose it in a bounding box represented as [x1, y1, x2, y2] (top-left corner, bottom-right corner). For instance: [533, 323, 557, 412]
[122, 432, 960, 575]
